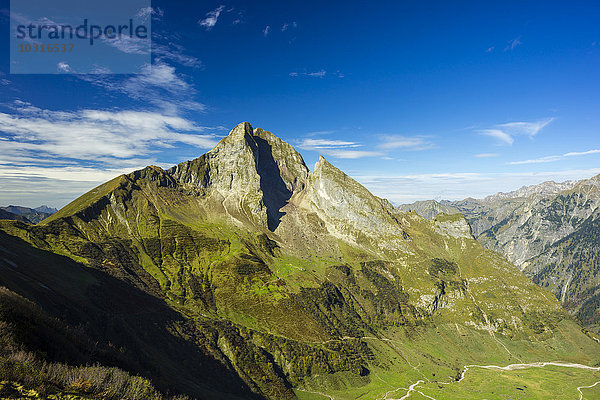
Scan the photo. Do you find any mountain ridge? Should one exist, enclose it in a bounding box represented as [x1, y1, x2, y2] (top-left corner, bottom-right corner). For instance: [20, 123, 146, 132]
[0, 205, 56, 224]
[400, 172, 600, 332]
[1, 122, 599, 399]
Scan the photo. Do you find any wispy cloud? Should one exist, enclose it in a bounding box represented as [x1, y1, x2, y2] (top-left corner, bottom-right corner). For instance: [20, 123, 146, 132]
[486, 46, 495, 53]
[289, 70, 343, 78]
[136, 6, 163, 21]
[102, 34, 150, 55]
[478, 118, 554, 145]
[151, 32, 202, 68]
[355, 169, 600, 204]
[0, 165, 139, 208]
[281, 22, 297, 31]
[306, 70, 325, 78]
[319, 150, 384, 159]
[505, 36, 522, 51]
[377, 135, 435, 151]
[300, 139, 360, 148]
[263, 25, 271, 37]
[499, 119, 554, 136]
[509, 149, 600, 165]
[0, 101, 218, 167]
[199, 5, 225, 30]
[231, 9, 245, 25]
[297, 133, 435, 159]
[80, 63, 205, 114]
[297, 138, 382, 159]
[479, 129, 514, 145]
[474, 153, 500, 158]
[57, 62, 72, 73]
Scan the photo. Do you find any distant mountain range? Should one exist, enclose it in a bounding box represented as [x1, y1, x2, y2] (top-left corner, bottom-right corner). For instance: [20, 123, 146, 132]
[0, 205, 57, 224]
[400, 175, 600, 332]
[0, 123, 598, 399]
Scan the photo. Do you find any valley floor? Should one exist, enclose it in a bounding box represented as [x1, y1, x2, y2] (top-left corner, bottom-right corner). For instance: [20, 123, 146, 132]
[296, 362, 600, 400]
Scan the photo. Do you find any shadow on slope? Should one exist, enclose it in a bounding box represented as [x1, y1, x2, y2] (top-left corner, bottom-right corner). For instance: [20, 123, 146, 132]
[0, 231, 260, 400]
[254, 137, 292, 231]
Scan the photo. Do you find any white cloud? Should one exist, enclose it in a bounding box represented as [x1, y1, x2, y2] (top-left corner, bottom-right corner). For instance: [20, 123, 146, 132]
[307, 70, 326, 78]
[57, 62, 72, 73]
[136, 6, 163, 21]
[300, 139, 360, 148]
[103, 34, 150, 55]
[282, 22, 297, 31]
[486, 46, 495, 53]
[509, 149, 600, 165]
[565, 149, 600, 157]
[0, 165, 155, 208]
[499, 118, 554, 137]
[152, 37, 202, 68]
[505, 36, 522, 51]
[479, 118, 554, 145]
[289, 70, 336, 78]
[354, 169, 600, 205]
[0, 102, 222, 207]
[474, 153, 500, 158]
[378, 135, 435, 151]
[199, 5, 225, 30]
[80, 63, 205, 114]
[479, 129, 514, 145]
[321, 150, 384, 159]
[297, 138, 382, 159]
[0, 101, 218, 164]
[297, 133, 433, 159]
[263, 25, 271, 37]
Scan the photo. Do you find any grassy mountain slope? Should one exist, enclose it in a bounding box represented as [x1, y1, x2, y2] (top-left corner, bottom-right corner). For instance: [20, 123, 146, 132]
[0, 208, 31, 224]
[1, 122, 599, 399]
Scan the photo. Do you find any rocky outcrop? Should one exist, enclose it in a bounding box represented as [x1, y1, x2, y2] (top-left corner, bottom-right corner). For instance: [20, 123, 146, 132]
[168, 122, 310, 231]
[296, 156, 409, 252]
[397, 200, 460, 220]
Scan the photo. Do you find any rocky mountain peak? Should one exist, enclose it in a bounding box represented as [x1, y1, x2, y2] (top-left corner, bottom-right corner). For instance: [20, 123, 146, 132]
[167, 122, 310, 231]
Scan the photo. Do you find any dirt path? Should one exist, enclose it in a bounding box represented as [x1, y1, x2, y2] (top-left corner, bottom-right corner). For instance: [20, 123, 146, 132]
[578, 380, 600, 400]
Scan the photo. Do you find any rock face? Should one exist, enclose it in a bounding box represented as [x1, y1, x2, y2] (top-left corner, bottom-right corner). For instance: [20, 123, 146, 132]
[397, 199, 460, 220]
[432, 213, 473, 239]
[1, 122, 599, 399]
[295, 156, 409, 252]
[168, 122, 309, 231]
[402, 176, 600, 331]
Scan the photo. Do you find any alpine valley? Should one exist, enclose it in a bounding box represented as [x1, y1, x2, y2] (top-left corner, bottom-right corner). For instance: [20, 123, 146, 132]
[401, 174, 600, 334]
[1, 123, 600, 400]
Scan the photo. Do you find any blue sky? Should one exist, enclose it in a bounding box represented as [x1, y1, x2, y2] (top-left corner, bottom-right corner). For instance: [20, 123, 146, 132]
[1, 0, 600, 207]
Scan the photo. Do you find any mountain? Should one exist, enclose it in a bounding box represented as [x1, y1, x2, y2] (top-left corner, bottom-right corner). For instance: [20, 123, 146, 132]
[0, 123, 599, 399]
[0, 205, 56, 224]
[403, 176, 600, 332]
[34, 205, 59, 214]
[0, 208, 30, 223]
